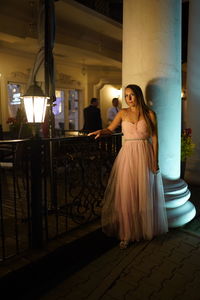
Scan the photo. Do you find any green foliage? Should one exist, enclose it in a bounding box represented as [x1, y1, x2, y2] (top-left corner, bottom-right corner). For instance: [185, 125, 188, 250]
[181, 128, 195, 162]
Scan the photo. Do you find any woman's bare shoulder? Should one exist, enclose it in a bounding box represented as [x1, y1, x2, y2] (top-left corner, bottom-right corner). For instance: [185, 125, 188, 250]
[118, 108, 127, 119]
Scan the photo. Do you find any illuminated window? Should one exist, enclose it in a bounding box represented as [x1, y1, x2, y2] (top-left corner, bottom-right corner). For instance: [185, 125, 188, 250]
[53, 90, 65, 130]
[7, 82, 24, 117]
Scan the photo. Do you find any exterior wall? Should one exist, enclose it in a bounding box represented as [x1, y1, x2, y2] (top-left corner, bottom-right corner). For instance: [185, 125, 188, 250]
[0, 51, 121, 132]
[0, 52, 33, 131]
[185, 0, 200, 185]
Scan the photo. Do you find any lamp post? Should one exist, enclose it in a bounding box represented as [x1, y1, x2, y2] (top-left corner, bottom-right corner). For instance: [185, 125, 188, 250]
[23, 81, 48, 248]
[23, 82, 47, 123]
[23, 82, 47, 248]
[23, 0, 56, 135]
[23, 0, 57, 230]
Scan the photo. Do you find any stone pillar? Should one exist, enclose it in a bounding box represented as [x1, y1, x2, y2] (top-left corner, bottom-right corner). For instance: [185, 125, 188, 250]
[122, 0, 196, 227]
[185, 0, 200, 185]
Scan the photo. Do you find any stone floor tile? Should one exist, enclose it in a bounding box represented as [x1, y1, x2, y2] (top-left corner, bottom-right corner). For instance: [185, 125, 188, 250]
[174, 277, 200, 300]
[89, 247, 127, 270]
[152, 258, 178, 278]
[152, 272, 189, 300]
[184, 272, 200, 289]
[129, 258, 161, 274]
[177, 262, 200, 278]
[180, 234, 200, 247]
[145, 269, 174, 289]
[106, 280, 137, 300]
[151, 241, 181, 255]
[62, 288, 91, 300]
[16, 211, 200, 300]
[154, 286, 179, 300]
[174, 241, 197, 254]
[101, 294, 118, 300]
[124, 281, 157, 300]
[184, 254, 200, 266]
[163, 272, 188, 289]
[166, 249, 191, 264]
[119, 266, 146, 285]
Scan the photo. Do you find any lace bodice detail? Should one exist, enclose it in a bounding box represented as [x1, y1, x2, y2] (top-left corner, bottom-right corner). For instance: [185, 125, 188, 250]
[122, 120, 150, 139]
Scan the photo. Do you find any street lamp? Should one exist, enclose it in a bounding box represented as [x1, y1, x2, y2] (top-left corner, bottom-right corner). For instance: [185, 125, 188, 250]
[23, 82, 48, 123]
[22, 81, 48, 248]
[21, 0, 56, 248]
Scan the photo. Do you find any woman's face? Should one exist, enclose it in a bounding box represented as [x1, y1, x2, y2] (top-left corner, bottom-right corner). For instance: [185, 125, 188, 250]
[125, 88, 137, 107]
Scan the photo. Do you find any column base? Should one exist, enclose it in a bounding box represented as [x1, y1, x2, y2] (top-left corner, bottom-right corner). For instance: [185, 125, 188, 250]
[163, 178, 196, 228]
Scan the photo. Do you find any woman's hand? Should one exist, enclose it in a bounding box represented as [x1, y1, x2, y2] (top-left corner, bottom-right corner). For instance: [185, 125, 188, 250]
[88, 128, 112, 139]
[88, 130, 102, 139]
[152, 161, 159, 174]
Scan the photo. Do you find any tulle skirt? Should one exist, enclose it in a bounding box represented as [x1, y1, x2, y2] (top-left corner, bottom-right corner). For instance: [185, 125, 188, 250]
[101, 140, 168, 242]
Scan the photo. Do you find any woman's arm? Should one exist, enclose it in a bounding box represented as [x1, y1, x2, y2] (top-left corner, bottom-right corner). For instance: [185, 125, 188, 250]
[88, 110, 123, 139]
[149, 110, 159, 173]
[107, 110, 123, 131]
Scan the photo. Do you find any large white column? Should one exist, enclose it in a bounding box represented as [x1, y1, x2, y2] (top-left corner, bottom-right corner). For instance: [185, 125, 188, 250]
[123, 0, 196, 227]
[185, 0, 200, 185]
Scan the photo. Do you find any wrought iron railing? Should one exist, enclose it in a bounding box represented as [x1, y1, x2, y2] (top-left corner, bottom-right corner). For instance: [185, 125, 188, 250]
[0, 139, 31, 260]
[0, 134, 121, 261]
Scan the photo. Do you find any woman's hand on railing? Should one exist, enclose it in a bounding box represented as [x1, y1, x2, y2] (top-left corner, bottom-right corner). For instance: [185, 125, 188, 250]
[88, 130, 102, 139]
[88, 128, 112, 139]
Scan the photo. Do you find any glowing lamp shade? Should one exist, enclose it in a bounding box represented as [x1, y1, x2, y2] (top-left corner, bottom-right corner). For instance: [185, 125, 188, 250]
[23, 83, 47, 123]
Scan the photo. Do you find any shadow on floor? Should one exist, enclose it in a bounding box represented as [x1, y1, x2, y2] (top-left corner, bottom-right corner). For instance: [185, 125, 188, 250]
[0, 228, 118, 299]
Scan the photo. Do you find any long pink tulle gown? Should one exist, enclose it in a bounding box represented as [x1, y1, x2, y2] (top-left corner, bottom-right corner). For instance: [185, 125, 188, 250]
[102, 119, 168, 242]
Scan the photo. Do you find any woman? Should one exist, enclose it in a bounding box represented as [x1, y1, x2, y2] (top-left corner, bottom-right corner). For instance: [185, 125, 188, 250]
[88, 84, 168, 249]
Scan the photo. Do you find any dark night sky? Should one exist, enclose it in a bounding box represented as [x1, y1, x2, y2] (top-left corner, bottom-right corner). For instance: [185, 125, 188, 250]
[182, 1, 189, 63]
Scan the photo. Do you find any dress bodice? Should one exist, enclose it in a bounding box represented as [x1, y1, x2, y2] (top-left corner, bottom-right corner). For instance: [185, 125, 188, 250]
[122, 120, 150, 140]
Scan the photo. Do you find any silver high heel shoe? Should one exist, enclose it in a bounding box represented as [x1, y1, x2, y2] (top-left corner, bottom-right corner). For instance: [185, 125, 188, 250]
[119, 240, 129, 249]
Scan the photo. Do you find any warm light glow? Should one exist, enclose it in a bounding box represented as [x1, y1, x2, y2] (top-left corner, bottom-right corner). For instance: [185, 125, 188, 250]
[181, 89, 186, 99]
[106, 86, 122, 100]
[114, 88, 122, 98]
[23, 82, 48, 123]
[56, 90, 61, 98]
[24, 95, 47, 123]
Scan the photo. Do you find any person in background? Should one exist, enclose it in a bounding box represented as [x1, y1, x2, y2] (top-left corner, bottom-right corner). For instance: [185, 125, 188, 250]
[107, 98, 121, 133]
[82, 98, 102, 132]
[88, 84, 168, 249]
[107, 98, 120, 125]
[106, 97, 122, 151]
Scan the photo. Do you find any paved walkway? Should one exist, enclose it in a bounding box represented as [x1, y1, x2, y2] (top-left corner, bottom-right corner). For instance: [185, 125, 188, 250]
[1, 184, 200, 299]
[38, 228, 200, 300]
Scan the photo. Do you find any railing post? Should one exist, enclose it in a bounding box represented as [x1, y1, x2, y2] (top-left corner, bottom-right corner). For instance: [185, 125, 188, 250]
[30, 137, 43, 248]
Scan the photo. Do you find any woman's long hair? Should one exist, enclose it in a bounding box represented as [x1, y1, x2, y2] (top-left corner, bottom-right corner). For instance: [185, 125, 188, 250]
[125, 84, 154, 133]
